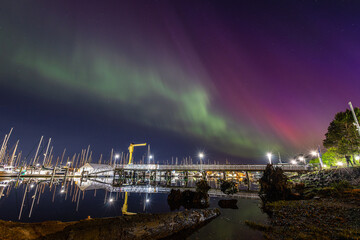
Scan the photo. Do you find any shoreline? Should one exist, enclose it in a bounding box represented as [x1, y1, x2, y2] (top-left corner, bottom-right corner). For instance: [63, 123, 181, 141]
[0, 209, 220, 240]
[245, 166, 360, 239]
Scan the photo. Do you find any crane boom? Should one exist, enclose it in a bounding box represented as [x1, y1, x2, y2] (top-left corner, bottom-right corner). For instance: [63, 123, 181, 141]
[128, 143, 147, 164]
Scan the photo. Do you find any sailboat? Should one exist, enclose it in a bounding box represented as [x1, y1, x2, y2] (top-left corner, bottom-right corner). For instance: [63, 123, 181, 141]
[0, 165, 17, 177]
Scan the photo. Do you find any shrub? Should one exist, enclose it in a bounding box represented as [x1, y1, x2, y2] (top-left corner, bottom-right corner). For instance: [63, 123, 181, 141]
[219, 179, 238, 195]
[196, 179, 211, 194]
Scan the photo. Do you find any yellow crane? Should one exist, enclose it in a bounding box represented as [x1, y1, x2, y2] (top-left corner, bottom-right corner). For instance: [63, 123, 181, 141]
[122, 192, 136, 215]
[122, 142, 147, 215]
[127, 143, 146, 164]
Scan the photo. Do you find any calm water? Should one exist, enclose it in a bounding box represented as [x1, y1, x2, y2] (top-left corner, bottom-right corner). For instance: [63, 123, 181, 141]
[0, 177, 266, 239]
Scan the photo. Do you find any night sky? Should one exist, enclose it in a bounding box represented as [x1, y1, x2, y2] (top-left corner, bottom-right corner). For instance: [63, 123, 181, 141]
[1, 0, 360, 164]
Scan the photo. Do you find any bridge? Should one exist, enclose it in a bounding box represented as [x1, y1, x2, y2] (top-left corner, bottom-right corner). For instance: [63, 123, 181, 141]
[114, 163, 310, 172]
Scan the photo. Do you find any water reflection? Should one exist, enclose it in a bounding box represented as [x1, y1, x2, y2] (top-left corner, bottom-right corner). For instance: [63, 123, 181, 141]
[0, 177, 259, 222]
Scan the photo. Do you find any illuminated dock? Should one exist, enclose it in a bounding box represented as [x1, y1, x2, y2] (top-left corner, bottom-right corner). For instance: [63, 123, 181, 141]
[115, 163, 310, 172]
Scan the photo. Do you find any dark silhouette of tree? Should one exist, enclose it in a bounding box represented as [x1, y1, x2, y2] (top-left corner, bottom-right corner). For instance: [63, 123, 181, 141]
[259, 164, 292, 202]
[323, 108, 360, 164]
[196, 179, 211, 194]
[219, 179, 238, 195]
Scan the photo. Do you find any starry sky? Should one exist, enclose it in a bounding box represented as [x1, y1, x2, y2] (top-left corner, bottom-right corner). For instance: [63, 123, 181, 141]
[1, 0, 360, 164]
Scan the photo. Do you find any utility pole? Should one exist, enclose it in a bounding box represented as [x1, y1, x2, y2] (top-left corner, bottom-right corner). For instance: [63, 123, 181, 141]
[348, 102, 360, 137]
[278, 152, 282, 164]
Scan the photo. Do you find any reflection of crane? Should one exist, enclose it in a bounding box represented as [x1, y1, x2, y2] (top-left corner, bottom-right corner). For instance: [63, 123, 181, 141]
[122, 192, 136, 215]
[128, 143, 146, 164]
[122, 142, 147, 215]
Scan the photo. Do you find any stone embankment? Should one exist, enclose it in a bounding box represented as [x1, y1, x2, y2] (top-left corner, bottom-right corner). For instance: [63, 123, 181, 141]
[292, 166, 360, 186]
[0, 209, 220, 240]
[246, 166, 360, 239]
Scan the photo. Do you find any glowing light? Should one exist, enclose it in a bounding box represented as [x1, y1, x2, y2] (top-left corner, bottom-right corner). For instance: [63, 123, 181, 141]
[310, 151, 317, 157]
[67, 161, 71, 165]
[146, 199, 150, 203]
[323, 164, 327, 168]
[336, 162, 343, 166]
[355, 156, 360, 161]
[109, 198, 114, 202]
[60, 189, 65, 193]
[199, 153, 204, 159]
[149, 155, 153, 159]
[115, 154, 120, 159]
[266, 152, 272, 164]
[298, 156, 305, 162]
[36, 163, 40, 167]
[30, 184, 34, 188]
[291, 160, 297, 165]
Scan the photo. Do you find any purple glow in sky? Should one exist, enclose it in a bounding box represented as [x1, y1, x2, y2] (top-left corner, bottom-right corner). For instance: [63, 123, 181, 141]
[1, 0, 360, 162]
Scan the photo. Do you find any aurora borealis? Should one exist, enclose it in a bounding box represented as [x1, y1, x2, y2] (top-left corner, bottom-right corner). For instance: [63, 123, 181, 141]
[1, 1, 360, 162]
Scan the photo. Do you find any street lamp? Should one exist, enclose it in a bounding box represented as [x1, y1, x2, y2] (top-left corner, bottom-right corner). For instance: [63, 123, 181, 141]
[311, 149, 324, 169]
[114, 154, 120, 166]
[266, 152, 272, 164]
[198, 152, 204, 171]
[290, 159, 297, 165]
[298, 156, 305, 163]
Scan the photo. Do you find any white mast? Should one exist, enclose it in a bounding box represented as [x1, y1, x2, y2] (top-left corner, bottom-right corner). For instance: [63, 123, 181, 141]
[33, 136, 43, 165]
[9, 140, 19, 166]
[42, 138, 52, 166]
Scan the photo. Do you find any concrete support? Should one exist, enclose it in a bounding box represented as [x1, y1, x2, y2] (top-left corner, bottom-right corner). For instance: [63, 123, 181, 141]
[245, 171, 250, 191]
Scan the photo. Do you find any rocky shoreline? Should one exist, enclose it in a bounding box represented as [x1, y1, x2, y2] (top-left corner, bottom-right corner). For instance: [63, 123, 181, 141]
[0, 209, 220, 240]
[246, 166, 360, 239]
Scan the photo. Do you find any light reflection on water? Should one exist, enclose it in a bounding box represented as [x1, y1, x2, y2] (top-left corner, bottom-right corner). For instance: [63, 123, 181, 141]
[0, 177, 266, 239]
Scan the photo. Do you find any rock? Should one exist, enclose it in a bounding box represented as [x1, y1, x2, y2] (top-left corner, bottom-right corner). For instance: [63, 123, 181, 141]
[218, 199, 238, 209]
[0, 209, 220, 240]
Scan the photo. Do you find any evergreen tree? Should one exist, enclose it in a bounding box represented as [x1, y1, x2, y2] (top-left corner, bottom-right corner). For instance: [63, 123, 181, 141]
[323, 108, 360, 164]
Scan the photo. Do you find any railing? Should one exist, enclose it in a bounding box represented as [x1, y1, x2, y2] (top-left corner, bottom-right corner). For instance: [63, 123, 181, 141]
[114, 164, 310, 172]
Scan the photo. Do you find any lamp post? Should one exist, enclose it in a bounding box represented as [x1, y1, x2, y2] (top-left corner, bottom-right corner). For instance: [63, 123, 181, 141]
[114, 154, 120, 167]
[311, 149, 324, 169]
[198, 153, 204, 172]
[266, 153, 272, 164]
